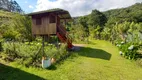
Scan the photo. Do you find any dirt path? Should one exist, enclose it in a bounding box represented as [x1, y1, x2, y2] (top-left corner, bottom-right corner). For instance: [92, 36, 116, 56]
[73, 44, 86, 47]
[72, 44, 86, 51]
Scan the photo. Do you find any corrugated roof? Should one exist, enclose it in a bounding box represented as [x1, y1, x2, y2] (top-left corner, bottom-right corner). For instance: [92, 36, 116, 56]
[27, 8, 72, 21]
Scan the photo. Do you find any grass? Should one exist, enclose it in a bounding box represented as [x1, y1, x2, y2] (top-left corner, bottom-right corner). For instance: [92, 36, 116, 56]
[0, 40, 142, 80]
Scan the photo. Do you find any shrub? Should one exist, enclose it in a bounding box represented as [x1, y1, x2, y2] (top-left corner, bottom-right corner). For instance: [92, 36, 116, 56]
[117, 41, 141, 60]
[58, 43, 68, 58]
[52, 43, 68, 61]
[23, 57, 33, 67]
[44, 44, 58, 58]
[3, 42, 42, 67]
[3, 42, 39, 59]
[0, 52, 9, 61]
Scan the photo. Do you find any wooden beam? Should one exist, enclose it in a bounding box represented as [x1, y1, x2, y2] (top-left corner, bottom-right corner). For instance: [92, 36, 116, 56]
[60, 18, 72, 19]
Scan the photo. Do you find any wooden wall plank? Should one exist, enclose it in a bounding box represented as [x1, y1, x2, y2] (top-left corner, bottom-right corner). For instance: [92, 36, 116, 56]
[32, 13, 58, 35]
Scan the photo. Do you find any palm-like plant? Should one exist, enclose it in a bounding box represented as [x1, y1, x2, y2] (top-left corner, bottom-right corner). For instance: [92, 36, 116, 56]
[117, 22, 130, 41]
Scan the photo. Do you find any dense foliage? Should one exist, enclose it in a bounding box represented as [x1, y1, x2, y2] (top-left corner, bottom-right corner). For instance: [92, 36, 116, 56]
[0, 11, 32, 42]
[104, 3, 142, 24]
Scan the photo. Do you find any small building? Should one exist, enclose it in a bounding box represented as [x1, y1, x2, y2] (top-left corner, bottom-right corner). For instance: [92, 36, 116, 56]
[28, 8, 73, 48]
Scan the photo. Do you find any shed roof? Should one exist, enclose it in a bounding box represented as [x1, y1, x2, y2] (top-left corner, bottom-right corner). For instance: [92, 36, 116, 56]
[27, 8, 72, 21]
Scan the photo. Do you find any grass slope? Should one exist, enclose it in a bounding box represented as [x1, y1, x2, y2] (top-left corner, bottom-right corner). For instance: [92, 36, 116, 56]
[0, 40, 142, 80]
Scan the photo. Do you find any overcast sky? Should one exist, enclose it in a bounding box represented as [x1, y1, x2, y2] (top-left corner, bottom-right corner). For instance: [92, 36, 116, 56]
[15, 0, 142, 17]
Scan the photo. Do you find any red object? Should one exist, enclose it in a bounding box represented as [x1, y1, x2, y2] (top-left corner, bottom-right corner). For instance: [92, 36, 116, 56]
[57, 26, 73, 49]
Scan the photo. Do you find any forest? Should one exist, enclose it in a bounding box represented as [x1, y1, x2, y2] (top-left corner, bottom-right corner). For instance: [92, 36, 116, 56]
[0, 2, 142, 80]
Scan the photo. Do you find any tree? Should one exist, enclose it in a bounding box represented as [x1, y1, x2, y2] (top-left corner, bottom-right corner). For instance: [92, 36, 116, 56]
[89, 25, 101, 39]
[70, 24, 87, 41]
[78, 16, 88, 28]
[88, 9, 107, 28]
[0, 21, 19, 40]
[78, 16, 89, 36]
[13, 14, 33, 42]
[116, 22, 130, 41]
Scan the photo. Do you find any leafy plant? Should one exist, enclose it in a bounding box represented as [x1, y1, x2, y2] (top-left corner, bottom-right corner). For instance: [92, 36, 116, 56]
[117, 41, 141, 60]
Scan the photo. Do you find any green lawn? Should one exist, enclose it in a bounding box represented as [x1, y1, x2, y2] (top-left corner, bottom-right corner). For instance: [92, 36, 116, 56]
[0, 40, 142, 80]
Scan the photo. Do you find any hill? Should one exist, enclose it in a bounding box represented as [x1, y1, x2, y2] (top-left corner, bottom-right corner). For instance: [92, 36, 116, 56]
[104, 3, 142, 24]
[0, 0, 23, 13]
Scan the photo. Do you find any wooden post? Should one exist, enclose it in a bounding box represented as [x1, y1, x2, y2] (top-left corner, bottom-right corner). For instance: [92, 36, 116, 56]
[57, 36, 59, 49]
[42, 36, 45, 56]
[64, 19, 66, 27]
[48, 34, 50, 43]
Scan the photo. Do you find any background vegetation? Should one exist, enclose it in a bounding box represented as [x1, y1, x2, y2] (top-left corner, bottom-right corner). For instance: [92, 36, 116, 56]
[68, 3, 142, 66]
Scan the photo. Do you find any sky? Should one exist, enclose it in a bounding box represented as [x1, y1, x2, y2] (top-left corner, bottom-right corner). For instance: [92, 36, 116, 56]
[15, 0, 142, 17]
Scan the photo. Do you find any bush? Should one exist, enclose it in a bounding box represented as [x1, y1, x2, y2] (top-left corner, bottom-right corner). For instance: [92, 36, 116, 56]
[3, 42, 40, 59]
[58, 43, 68, 58]
[44, 44, 58, 58]
[53, 43, 68, 61]
[117, 41, 141, 60]
[0, 52, 9, 61]
[3, 42, 42, 67]
[23, 57, 33, 67]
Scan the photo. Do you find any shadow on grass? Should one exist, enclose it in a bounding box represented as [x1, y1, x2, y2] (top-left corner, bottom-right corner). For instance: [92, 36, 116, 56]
[78, 47, 111, 60]
[88, 41, 96, 45]
[47, 64, 57, 70]
[0, 63, 45, 80]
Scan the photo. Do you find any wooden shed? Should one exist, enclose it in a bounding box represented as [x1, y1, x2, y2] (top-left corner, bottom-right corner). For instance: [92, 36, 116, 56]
[28, 8, 71, 35]
[28, 8, 73, 48]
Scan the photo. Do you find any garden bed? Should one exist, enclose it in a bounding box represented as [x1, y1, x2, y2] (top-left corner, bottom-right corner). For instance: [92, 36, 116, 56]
[0, 41, 70, 68]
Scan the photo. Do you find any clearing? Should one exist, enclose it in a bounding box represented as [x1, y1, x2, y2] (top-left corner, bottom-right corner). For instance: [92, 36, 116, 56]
[0, 40, 142, 80]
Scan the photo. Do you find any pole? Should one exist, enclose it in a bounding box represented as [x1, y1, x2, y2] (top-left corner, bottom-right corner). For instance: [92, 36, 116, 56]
[42, 36, 45, 57]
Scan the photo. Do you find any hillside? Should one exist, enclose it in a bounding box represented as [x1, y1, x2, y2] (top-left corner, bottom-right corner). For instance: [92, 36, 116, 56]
[0, 0, 23, 13]
[73, 3, 142, 24]
[104, 3, 142, 23]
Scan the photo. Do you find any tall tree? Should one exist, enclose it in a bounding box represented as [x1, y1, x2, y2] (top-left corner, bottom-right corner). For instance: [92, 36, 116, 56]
[88, 9, 107, 28]
[78, 16, 89, 36]
[13, 14, 32, 42]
